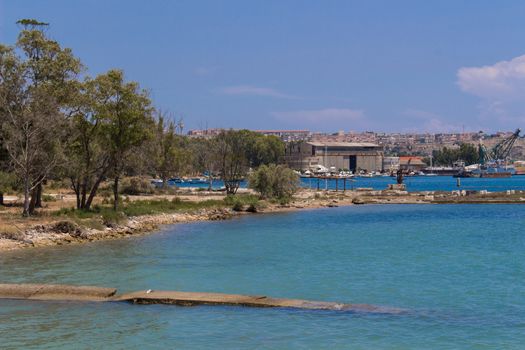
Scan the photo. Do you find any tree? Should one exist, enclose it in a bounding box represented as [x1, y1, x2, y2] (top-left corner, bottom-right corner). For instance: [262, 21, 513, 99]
[191, 137, 218, 191]
[0, 135, 10, 205]
[95, 70, 153, 210]
[215, 130, 251, 195]
[233, 130, 285, 167]
[151, 112, 189, 188]
[0, 21, 81, 215]
[63, 78, 111, 210]
[458, 143, 478, 165]
[248, 164, 299, 202]
[432, 143, 479, 166]
[252, 135, 285, 167]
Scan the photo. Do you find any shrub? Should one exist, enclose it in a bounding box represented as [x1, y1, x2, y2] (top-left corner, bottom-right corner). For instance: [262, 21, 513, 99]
[248, 164, 300, 203]
[102, 210, 127, 227]
[232, 201, 244, 211]
[224, 194, 260, 211]
[120, 177, 155, 195]
[52, 220, 84, 237]
[52, 220, 79, 233]
[42, 194, 56, 202]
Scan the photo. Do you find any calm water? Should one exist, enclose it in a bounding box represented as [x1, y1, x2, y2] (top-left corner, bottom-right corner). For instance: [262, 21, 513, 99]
[1, 205, 525, 349]
[182, 176, 525, 192]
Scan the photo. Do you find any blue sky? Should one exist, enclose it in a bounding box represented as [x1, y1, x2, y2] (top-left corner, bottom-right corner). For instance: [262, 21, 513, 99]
[1, 0, 525, 133]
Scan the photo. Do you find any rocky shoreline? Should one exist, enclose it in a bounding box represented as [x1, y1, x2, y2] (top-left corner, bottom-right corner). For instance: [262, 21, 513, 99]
[2, 188, 525, 252]
[0, 208, 236, 251]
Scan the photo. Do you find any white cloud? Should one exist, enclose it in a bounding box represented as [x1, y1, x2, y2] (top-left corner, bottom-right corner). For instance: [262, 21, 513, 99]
[272, 108, 365, 123]
[216, 85, 297, 99]
[457, 54, 525, 100]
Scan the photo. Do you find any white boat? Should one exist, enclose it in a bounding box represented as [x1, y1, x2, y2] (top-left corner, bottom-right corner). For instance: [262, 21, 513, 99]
[300, 170, 313, 178]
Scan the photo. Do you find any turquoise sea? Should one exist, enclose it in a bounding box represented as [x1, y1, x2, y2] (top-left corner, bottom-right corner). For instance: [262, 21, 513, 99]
[183, 175, 525, 192]
[1, 204, 525, 349]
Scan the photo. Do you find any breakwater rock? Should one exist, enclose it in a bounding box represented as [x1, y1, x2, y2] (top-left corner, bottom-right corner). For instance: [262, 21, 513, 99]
[0, 283, 405, 314]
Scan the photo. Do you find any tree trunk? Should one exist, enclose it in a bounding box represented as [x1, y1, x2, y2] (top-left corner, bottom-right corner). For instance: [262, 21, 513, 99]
[76, 191, 81, 209]
[22, 177, 30, 216]
[208, 176, 213, 191]
[35, 183, 42, 208]
[70, 177, 81, 209]
[28, 186, 37, 215]
[80, 179, 88, 209]
[113, 175, 119, 211]
[84, 173, 105, 210]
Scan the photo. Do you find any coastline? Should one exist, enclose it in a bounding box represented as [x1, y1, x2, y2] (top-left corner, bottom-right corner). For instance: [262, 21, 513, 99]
[2, 188, 525, 252]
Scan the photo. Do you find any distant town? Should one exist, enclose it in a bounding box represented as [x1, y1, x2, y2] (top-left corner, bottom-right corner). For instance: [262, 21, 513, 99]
[188, 128, 525, 158]
[187, 128, 525, 175]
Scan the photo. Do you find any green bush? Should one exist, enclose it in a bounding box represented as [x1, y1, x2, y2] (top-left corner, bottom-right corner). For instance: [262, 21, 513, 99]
[248, 164, 299, 203]
[42, 194, 56, 202]
[120, 176, 155, 195]
[102, 210, 127, 226]
[224, 194, 260, 211]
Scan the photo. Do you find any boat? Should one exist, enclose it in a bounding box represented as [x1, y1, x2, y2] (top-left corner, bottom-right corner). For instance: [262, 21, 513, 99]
[480, 172, 512, 178]
[168, 178, 184, 185]
[300, 170, 313, 178]
[187, 177, 208, 184]
[514, 161, 525, 175]
[422, 166, 460, 176]
[454, 161, 514, 178]
[453, 170, 478, 178]
[358, 173, 373, 178]
[150, 179, 164, 187]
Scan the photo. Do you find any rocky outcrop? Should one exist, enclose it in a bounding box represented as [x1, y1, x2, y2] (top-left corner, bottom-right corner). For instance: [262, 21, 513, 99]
[0, 283, 405, 314]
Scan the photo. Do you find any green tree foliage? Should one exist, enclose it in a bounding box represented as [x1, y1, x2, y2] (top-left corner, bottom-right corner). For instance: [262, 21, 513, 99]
[63, 78, 110, 210]
[215, 130, 251, 194]
[151, 112, 190, 187]
[236, 130, 284, 167]
[190, 137, 217, 191]
[253, 134, 285, 167]
[0, 20, 292, 217]
[94, 70, 154, 210]
[248, 164, 300, 202]
[432, 143, 479, 166]
[0, 21, 81, 215]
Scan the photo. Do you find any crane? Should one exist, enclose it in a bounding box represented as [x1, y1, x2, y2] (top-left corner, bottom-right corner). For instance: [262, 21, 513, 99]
[479, 129, 521, 164]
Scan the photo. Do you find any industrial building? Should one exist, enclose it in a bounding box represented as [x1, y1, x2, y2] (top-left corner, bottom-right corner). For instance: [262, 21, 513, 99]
[285, 141, 384, 172]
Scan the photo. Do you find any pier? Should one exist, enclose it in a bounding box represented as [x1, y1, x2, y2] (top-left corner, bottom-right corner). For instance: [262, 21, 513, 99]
[0, 283, 404, 314]
[312, 176, 354, 191]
